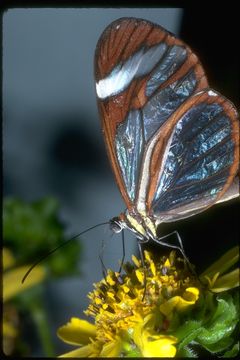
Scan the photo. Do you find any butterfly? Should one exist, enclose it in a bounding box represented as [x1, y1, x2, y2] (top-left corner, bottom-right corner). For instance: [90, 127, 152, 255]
[94, 17, 239, 248]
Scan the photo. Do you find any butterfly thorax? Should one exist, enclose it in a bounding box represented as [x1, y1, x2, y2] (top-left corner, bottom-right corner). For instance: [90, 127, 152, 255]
[110, 211, 157, 241]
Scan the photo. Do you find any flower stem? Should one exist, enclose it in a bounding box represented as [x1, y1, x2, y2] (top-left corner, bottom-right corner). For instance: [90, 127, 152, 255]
[28, 298, 55, 357]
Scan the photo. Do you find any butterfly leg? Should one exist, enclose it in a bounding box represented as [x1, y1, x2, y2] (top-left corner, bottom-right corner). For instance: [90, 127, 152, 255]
[152, 231, 197, 278]
[137, 238, 149, 300]
[151, 230, 184, 251]
[118, 230, 126, 273]
[99, 253, 107, 279]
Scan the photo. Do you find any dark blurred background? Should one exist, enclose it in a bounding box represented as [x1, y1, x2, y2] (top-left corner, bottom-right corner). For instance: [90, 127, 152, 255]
[3, 7, 239, 356]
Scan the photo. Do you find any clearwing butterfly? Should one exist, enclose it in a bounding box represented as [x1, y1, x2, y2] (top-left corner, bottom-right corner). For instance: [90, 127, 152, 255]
[94, 17, 239, 245]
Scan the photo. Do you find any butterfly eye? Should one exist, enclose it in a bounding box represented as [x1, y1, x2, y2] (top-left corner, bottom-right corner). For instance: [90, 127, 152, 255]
[109, 217, 123, 234]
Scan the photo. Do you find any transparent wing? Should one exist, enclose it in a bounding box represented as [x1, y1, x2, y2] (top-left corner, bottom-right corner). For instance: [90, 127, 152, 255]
[95, 17, 208, 208]
[148, 90, 239, 223]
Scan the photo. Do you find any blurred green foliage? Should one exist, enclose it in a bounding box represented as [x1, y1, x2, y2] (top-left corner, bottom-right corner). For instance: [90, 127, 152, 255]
[3, 197, 83, 356]
[3, 197, 82, 277]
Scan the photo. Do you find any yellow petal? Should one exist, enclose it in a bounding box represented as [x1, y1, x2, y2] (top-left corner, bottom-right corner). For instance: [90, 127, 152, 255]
[95, 297, 102, 305]
[183, 287, 199, 302]
[132, 255, 141, 267]
[3, 248, 15, 270]
[150, 261, 156, 276]
[132, 315, 152, 349]
[135, 269, 144, 284]
[142, 335, 177, 357]
[144, 251, 152, 263]
[3, 321, 18, 338]
[107, 291, 115, 300]
[163, 258, 171, 268]
[3, 265, 46, 302]
[59, 344, 95, 358]
[160, 297, 179, 316]
[160, 287, 199, 316]
[100, 338, 122, 357]
[122, 284, 130, 293]
[106, 274, 115, 286]
[57, 318, 96, 346]
[133, 323, 177, 358]
[132, 323, 144, 350]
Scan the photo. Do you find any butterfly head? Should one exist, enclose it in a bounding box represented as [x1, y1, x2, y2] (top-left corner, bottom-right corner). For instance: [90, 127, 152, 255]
[109, 216, 124, 234]
[109, 211, 158, 242]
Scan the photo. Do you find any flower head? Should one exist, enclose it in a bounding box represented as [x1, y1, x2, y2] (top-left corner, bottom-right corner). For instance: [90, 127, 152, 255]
[58, 247, 239, 357]
[58, 250, 200, 357]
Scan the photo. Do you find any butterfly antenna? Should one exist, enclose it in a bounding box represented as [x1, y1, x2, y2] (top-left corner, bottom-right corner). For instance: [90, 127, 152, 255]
[22, 221, 109, 284]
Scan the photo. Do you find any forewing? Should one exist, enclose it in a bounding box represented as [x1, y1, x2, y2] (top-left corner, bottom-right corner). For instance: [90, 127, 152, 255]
[147, 90, 239, 223]
[95, 17, 208, 210]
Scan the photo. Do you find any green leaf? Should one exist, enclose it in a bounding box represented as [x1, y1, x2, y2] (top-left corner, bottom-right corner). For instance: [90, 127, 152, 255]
[177, 345, 199, 358]
[3, 197, 63, 252]
[196, 295, 237, 345]
[174, 320, 204, 355]
[213, 269, 239, 292]
[222, 342, 239, 357]
[200, 336, 234, 353]
[175, 292, 239, 356]
[200, 246, 239, 279]
[174, 320, 203, 343]
[122, 340, 141, 357]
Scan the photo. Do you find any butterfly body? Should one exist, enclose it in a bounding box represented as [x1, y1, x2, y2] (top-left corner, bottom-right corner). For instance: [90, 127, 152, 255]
[95, 18, 239, 242]
[117, 210, 157, 241]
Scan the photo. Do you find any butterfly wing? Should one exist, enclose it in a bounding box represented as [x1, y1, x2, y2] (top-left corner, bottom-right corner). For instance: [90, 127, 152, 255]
[216, 177, 239, 204]
[143, 89, 239, 223]
[95, 17, 208, 211]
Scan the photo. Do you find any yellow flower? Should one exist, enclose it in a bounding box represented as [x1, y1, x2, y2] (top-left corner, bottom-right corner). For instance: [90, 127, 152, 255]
[3, 247, 46, 355]
[58, 250, 200, 357]
[132, 314, 178, 357]
[160, 287, 199, 317]
[3, 264, 46, 302]
[3, 304, 19, 356]
[3, 247, 16, 269]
